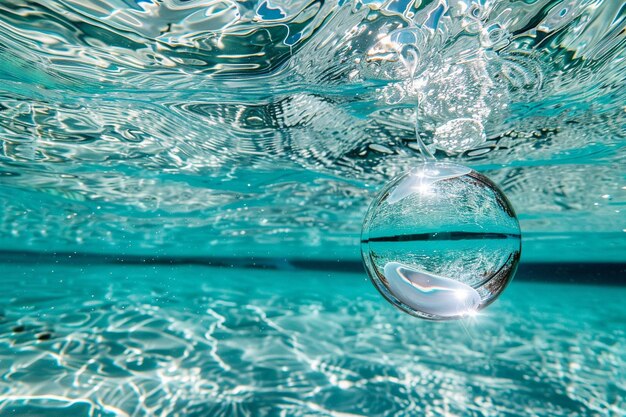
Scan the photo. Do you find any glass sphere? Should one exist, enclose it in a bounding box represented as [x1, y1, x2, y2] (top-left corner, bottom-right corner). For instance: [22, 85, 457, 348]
[361, 162, 521, 320]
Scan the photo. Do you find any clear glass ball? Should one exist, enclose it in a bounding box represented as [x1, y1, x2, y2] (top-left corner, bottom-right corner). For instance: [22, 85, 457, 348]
[361, 162, 521, 320]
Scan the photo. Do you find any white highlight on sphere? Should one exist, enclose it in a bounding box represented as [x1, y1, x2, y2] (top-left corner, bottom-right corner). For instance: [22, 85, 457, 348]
[383, 262, 481, 318]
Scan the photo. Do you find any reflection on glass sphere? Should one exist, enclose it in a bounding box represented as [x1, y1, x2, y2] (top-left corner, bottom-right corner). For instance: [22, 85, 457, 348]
[361, 162, 521, 320]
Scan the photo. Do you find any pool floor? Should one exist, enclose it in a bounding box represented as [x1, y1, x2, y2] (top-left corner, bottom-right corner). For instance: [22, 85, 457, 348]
[0, 264, 624, 417]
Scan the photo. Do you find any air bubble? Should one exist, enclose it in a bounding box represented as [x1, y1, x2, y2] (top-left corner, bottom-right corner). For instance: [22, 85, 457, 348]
[361, 162, 521, 320]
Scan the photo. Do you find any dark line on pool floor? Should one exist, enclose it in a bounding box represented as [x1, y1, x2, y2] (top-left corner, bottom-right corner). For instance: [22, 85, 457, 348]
[0, 249, 624, 285]
[362, 231, 520, 243]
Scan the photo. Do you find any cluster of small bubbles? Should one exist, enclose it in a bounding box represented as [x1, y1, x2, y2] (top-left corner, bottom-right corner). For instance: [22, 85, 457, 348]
[364, 26, 440, 81]
[361, 162, 521, 320]
[363, 20, 511, 155]
[480, 23, 511, 50]
[432, 118, 486, 153]
[417, 59, 496, 154]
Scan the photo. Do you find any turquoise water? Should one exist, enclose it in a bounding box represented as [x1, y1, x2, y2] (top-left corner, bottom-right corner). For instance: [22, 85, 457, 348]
[0, 0, 624, 262]
[1, 0, 626, 415]
[1, 264, 625, 416]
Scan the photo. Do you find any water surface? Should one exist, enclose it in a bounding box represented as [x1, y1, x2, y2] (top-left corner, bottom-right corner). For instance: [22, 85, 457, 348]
[0, 0, 624, 261]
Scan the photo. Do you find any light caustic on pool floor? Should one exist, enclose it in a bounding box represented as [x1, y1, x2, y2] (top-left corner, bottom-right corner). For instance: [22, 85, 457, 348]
[0, 265, 624, 417]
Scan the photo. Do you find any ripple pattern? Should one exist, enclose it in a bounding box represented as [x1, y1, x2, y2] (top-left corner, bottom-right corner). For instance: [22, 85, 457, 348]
[0, 0, 625, 260]
[1, 265, 625, 416]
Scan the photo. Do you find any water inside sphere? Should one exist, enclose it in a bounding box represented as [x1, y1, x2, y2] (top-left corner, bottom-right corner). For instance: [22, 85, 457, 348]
[361, 162, 521, 320]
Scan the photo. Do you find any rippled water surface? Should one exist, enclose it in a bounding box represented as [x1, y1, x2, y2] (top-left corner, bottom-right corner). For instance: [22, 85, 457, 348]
[0, 0, 624, 261]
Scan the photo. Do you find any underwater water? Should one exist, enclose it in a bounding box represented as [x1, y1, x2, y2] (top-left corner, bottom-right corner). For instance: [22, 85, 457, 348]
[1, 263, 625, 416]
[1, 0, 625, 416]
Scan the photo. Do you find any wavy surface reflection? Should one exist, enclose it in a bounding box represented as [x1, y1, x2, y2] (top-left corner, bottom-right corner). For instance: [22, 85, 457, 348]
[0, 0, 625, 260]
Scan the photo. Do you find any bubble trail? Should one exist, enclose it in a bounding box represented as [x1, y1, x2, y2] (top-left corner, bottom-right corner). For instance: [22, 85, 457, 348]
[362, 24, 521, 320]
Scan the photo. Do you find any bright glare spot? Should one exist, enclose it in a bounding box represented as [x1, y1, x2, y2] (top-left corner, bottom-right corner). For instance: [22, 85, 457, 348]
[454, 290, 470, 301]
[467, 309, 479, 317]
